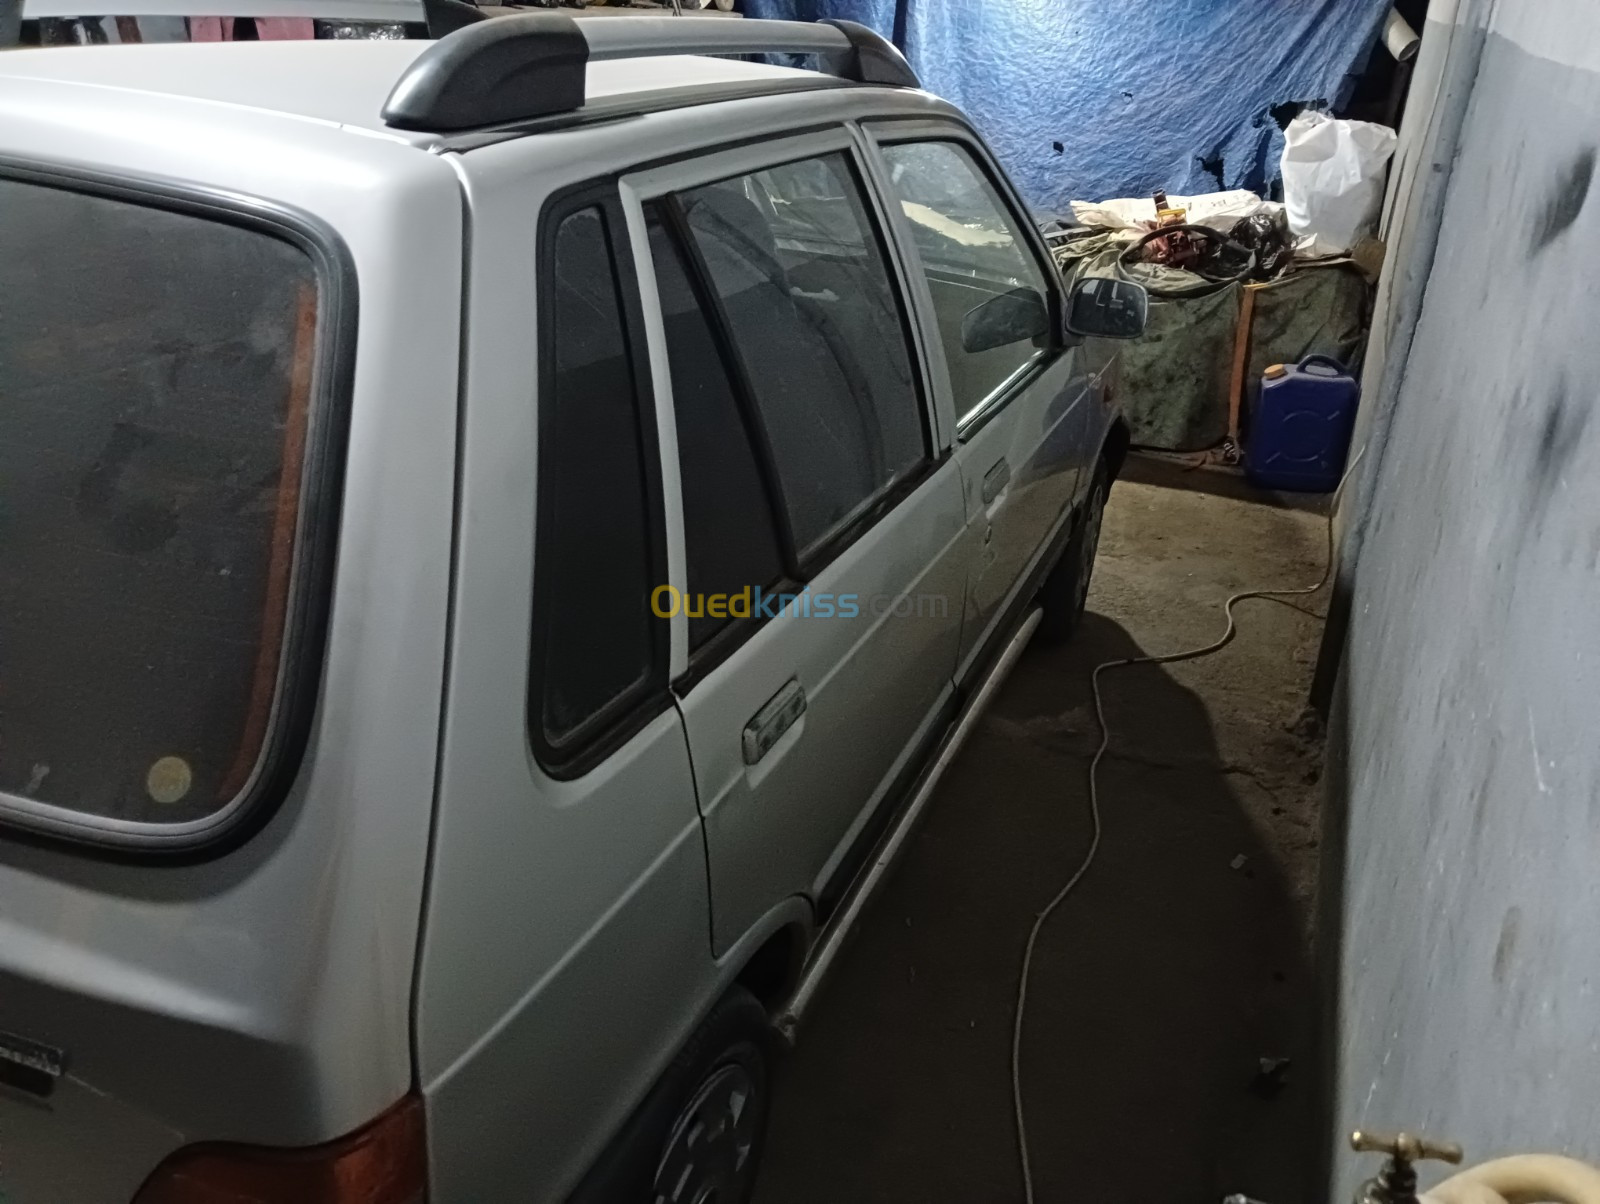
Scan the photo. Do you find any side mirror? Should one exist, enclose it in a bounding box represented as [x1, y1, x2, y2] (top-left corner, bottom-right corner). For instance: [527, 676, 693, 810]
[961, 286, 1049, 354]
[1065, 277, 1149, 340]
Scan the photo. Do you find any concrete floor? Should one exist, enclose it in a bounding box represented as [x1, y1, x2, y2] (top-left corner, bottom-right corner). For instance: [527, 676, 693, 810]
[754, 463, 1330, 1204]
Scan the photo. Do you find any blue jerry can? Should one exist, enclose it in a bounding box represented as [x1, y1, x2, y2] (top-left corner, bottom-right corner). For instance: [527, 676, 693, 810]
[1246, 354, 1359, 493]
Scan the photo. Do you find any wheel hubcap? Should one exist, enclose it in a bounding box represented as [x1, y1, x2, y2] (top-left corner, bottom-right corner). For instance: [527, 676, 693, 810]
[653, 1062, 761, 1204]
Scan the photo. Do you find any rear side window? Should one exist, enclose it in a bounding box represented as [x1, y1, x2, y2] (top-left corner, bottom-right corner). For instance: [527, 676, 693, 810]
[530, 202, 665, 769]
[0, 178, 332, 840]
[676, 152, 926, 561]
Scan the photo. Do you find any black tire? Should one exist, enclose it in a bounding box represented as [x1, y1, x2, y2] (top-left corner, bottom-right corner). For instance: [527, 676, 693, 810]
[1037, 462, 1108, 643]
[571, 987, 775, 1204]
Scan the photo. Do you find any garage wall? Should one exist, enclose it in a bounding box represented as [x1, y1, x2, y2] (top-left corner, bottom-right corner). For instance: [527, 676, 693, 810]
[1329, 0, 1600, 1195]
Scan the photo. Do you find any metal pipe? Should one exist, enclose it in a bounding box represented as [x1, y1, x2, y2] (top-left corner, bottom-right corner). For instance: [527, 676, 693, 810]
[1384, 6, 1422, 61]
[579, 14, 853, 62]
[775, 607, 1043, 1042]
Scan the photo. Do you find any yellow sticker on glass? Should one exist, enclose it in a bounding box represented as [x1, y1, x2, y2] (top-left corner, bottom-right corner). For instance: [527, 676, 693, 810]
[146, 756, 193, 805]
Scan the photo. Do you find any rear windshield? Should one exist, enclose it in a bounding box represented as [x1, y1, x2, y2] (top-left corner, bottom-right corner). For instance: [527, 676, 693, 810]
[0, 178, 325, 841]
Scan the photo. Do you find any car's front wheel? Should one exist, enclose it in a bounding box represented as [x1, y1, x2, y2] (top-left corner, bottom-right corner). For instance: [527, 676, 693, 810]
[1038, 460, 1108, 642]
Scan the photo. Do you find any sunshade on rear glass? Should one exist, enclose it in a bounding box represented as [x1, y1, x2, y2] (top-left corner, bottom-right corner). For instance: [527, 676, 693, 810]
[0, 178, 323, 840]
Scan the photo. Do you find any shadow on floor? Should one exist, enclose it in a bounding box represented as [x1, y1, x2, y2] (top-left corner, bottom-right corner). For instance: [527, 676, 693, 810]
[754, 612, 1316, 1204]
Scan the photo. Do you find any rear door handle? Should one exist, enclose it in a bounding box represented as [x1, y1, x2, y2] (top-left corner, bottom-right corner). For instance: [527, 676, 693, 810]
[982, 457, 1012, 503]
[743, 678, 806, 765]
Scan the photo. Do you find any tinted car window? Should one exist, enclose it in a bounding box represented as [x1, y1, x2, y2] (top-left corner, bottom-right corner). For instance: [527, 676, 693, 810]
[533, 206, 658, 754]
[647, 209, 784, 653]
[880, 141, 1053, 426]
[0, 179, 323, 833]
[679, 152, 925, 560]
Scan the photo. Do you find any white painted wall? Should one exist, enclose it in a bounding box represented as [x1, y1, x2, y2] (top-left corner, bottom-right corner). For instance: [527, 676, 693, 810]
[1330, 0, 1600, 1195]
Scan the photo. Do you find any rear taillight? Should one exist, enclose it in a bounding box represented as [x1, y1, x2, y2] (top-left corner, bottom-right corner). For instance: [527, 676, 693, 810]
[131, 1093, 426, 1204]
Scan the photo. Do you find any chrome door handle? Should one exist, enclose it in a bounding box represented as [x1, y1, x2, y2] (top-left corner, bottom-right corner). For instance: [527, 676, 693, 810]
[982, 457, 1011, 503]
[742, 678, 806, 765]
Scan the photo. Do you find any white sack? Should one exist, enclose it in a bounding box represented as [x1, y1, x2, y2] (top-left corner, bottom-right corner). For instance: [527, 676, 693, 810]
[1280, 110, 1398, 256]
[1069, 189, 1275, 233]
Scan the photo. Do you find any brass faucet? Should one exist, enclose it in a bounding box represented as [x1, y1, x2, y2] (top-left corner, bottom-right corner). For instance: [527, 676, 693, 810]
[1350, 1130, 1464, 1204]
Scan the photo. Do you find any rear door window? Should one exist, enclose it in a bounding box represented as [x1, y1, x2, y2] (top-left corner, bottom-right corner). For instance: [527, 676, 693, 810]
[673, 152, 928, 563]
[0, 177, 335, 842]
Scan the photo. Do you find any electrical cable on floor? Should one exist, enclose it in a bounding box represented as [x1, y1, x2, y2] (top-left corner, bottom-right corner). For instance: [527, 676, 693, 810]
[1011, 449, 1365, 1204]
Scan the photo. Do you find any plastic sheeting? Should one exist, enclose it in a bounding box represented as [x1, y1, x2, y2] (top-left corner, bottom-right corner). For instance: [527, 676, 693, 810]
[746, 0, 1392, 216]
[1055, 235, 1368, 451]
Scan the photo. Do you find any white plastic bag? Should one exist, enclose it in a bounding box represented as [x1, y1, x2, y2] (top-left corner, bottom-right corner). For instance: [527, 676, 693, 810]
[1280, 110, 1398, 256]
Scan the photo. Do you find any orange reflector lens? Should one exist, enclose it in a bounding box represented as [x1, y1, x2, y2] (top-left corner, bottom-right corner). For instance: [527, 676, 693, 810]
[132, 1093, 426, 1204]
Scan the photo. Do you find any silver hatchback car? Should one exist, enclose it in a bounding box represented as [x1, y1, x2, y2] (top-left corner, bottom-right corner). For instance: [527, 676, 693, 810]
[0, 9, 1144, 1201]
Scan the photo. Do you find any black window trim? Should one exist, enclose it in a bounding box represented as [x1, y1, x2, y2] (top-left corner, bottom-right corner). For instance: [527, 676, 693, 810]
[646, 147, 942, 693]
[528, 180, 674, 781]
[0, 155, 357, 860]
[869, 123, 1069, 443]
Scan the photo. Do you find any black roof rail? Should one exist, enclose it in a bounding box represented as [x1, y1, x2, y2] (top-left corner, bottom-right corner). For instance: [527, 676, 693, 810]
[383, 12, 918, 133]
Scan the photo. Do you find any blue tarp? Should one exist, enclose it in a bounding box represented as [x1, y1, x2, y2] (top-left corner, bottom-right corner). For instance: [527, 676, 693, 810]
[745, 0, 1392, 217]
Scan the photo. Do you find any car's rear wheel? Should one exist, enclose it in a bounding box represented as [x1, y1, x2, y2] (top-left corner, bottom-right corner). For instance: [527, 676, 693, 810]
[1038, 461, 1108, 642]
[569, 986, 774, 1204]
[650, 988, 772, 1204]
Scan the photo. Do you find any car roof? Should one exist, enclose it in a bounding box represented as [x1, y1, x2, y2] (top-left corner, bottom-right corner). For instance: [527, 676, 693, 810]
[0, 39, 826, 145]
